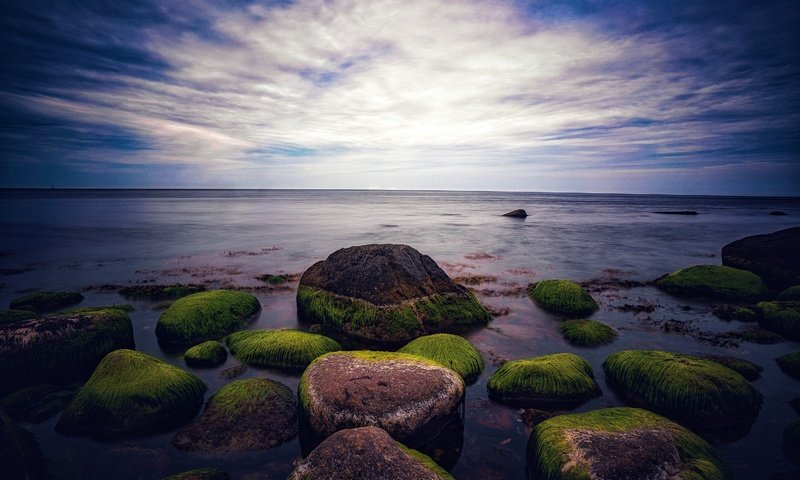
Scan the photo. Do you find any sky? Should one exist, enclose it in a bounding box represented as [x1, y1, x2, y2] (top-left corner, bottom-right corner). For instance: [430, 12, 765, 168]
[1, 0, 798, 195]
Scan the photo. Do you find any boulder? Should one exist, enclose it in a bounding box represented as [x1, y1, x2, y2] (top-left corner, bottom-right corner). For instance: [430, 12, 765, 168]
[184, 340, 227, 368]
[721, 227, 800, 290]
[1, 410, 43, 480]
[758, 301, 800, 340]
[297, 244, 490, 342]
[528, 280, 598, 316]
[655, 265, 768, 300]
[156, 290, 261, 345]
[654, 210, 698, 215]
[0, 383, 77, 423]
[502, 209, 528, 218]
[558, 319, 617, 346]
[779, 285, 800, 300]
[785, 420, 800, 463]
[697, 354, 763, 381]
[770, 210, 788, 216]
[712, 304, 757, 322]
[398, 334, 484, 384]
[9, 291, 83, 313]
[119, 284, 205, 301]
[0, 310, 38, 324]
[777, 351, 800, 381]
[226, 329, 340, 370]
[161, 469, 230, 480]
[172, 378, 297, 454]
[288, 426, 453, 480]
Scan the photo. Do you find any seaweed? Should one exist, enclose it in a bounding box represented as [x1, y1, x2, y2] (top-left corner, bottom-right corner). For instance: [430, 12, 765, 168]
[226, 329, 340, 370]
[399, 333, 485, 384]
[119, 284, 205, 301]
[528, 280, 599, 316]
[559, 319, 617, 346]
[9, 291, 84, 313]
[757, 301, 800, 340]
[156, 290, 261, 345]
[698, 354, 763, 381]
[655, 265, 768, 300]
[184, 340, 228, 368]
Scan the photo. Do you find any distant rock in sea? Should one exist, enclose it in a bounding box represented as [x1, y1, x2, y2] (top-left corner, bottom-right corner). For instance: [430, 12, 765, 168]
[770, 211, 788, 216]
[502, 209, 528, 218]
[654, 211, 698, 215]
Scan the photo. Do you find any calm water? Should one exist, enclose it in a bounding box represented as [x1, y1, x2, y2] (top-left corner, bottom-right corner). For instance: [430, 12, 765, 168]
[1, 189, 798, 479]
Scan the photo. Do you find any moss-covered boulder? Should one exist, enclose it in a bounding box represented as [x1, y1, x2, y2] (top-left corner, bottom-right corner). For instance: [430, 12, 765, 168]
[184, 341, 227, 368]
[0, 309, 134, 396]
[9, 291, 83, 313]
[289, 426, 452, 480]
[655, 265, 768, 300]
[721, 227, 800, 291]
[712, 304, 757, 322]
[785, 420, 800, 463]
[61, 304, 134, 314]
[156, 290, 260, 345]
[559, 319, 617, 346]
[0, 384, 76, 423]
[297, 244, 490, 343]
[299, 351, 463, 443]
[56, 349, 207, 437]
[603, 350, 762, 430]
[527, 407, 730, 480]
[1, 410, 43, 480]
[777, 351, 800, 381]
[487, 353, 600, 408]
[161, 468, 230, 480]
[0, 309, 38, 324]
[758, 301, 800, 340]
[528, 280, 598, 316]
[779, 285, 800, 300]
[698, 354, 763, 381]
[226, 329, 340, 370]
[398, 334, 484, 384]
[120, 284, 206, 301]
[172, 378, 296, 454]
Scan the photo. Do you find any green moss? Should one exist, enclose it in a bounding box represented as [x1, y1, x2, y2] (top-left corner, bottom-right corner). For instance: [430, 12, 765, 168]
[758, 301, 800, 340]
[603, 350, 761, 428]
[9, 291, 84, 313]
[119, 284, 206, 301]
[712, 304, 757, 322]
[398, 333, 485, 384]
[256, 274, 288, 285]
[161, 468, 230, 480]
[0, 410, 43, 480]
[0, 309, 38, 324]
[184, 340, 227, 368]
[397, 441, 455, 479]
[207, 378, 294, 416]
[528, 280, 598, 316]
[559, 319, 617, 346]
[776, 351, 800, 381]
[785, 420, 800, 462]
[699, 355, 763, 381]
[487, 353, 600, 407]
[656, 265, 768, 300]
[779, 285, 800, 300]
[156, 290, 261, 345]
[56, 349, 207, 437]
[527, 407, 730, 480]
[61, 304, 135, 314]
[226, 329, 340, 370]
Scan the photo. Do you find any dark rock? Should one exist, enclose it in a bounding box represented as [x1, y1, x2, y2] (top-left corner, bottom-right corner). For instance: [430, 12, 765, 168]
[502, 209, 528, 218]
[770, 210, 789, 216]
[721, 227, 800, 291]
[1, 411, 44, 480]
[0, 384, 77, 423]
[119, 284, 205, 301]
[697, 354, 763, 381]
[654, 211, 698, 215]
[9, 291, 83, 313]
[162, 468, 230, 480]
[218, 364, 247, 380]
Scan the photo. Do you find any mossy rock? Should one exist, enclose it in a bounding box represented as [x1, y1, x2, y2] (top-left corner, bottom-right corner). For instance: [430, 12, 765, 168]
[655, 265, 768, 300]
[0, 309, 38, 324]
[61, 304, 135, 314]
[779, 285, 800, 300]
[698, 354, 763, 381]
[0, 410, 43, 480]
[398, 333, 484, 384]
[119, 284, 206, 301]
[184, 341, 227, 368]
[9, 291, 84, 313]
[226, 329, 340, 370]
[56, 349, 207, 437]
[487, 353, 600, 407]
[161, 468, 230, 480]
[559, 319, 617, 346]
[603, 350, 762, 430]
[0, 384, 76, 423]
[785, 420, 800, 463]
[777, 352, 800, 381]
[172, 378, 297, 454]
[156, 290, 261, 345]
[712, 304, 757, 322]
[528, 280, 598, 316]
[728, 326, 785, 344]
[0, 309, 134, 396]
[527, 407, 730, 480]
[758, 301, 800, 340]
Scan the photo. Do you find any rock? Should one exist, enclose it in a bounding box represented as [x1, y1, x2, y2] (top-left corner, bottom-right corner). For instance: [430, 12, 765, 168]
[785, 421, 800, 463]
[712, 304, 757, 322]
[218, 364, 247, 380]
[654, 210, 698, 215]
[398, 334, 484, 384]
[162, 468, 231, 480]
[779, 285, 800, 300]
[603, 350, 761, 431]
[156, 290, 261, 345]
[9, 291, 84, 313]
[721, 227, 800, 290]
[288, 426, 453, 480]
[527, 407, 730, 480]
[119, 284, 206, 301]
[0, 309, 38, 324]
[558, 319, 617, 346]
[487, 353, 600, 408]
[226, 329, 340, 370]
[655, 265, 768, 300]
[56, 349, 206, 437]
[791, 397, 800, 415]
[184, 340, 228, 368]
[502, 209, 528, 218]
[172, 378, 297, 454]
[758, 301, 800, 340]
[296, 244, 490, 342]
[727, 326, 785, 344]
[62, 304, 134, 314]
[0, 309, 134, 396]
[770, 210, 789, 216]
[528, 280, 599, 316]
[697, 354, 763, 381]
[299, 351, 464, 444]
[777, 351, 800, 381]
[1, 410, 44, 480]
[0, 383, 76, 423]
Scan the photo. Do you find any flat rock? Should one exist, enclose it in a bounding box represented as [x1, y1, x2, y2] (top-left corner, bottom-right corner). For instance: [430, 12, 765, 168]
[722, 227, 800, 290]
[502, 209, 528, 218]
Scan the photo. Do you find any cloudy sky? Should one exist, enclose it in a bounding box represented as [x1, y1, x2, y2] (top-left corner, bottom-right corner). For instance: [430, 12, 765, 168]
[1, 0, 798, 194]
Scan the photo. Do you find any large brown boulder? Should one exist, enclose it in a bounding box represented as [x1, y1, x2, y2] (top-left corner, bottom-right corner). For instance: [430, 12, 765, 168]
[296, 244, 490, 342]
[722, 227, 800, 290]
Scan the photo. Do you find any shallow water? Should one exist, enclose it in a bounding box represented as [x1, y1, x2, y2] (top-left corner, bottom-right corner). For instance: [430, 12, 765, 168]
[1, 189, 799, 479]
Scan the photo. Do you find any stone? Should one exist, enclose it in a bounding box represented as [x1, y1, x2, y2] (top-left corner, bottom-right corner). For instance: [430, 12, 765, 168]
[502, 209, 528, 218]
[721, 227, 800, 290]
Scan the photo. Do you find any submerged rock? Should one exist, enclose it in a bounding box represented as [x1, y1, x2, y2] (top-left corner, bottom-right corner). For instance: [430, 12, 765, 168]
[288, 426, 453, 480]
[0, 309, 38, 324]
[184, 340, 228, 368]
[56, 349, 207, 437]
[1, 410, 43, 480]
[654, 210, 698, 215]
[655, 265, 768, 300]
[721, 227, 800, 290]
[786, 421, 800, 463]
[0, 383, 76, 423]
[698, 354, 763, 381]
[758, 301, 800, 340]
[0, 309, 134, 395]
[528, 280, 599, 316]
[172, 378, 297, 454]
[712, 304, 757, 322]
[226, 329, 340, 370]
[9, 291, 83, 313]
[558, 319, 617, 346]
[770, 210, 789, 216]
[777, 351, 800, 381]
[502, 209, 528, 218]
[398, 334, 484, 384]
[527, 407, 730, 480]
[161, 468, 230, 480]
[120, 284, 206, 301]
[779, 285, 800, 300]
[156, 290, 261, 345]
[296, 244, 490, 342]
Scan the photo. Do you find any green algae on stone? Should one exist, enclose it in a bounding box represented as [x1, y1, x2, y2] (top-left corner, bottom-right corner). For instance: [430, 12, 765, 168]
[184, 340, 228, 368]
[698, 354, 763, 381]
[778, 286, 800, 300]
[398, 333, 485, 384]
[527, 407, 730, 480]
[758, 301, 800, 340]
[777, 351, 800, 381]
[559, 319, 617, 346]
[156, 290, 261, 345]
[603, 350, 762, 430]
[61, 304, 135, 314]
[785, 420, 800, 463]
[119, 284, 206, 301]
[655, 265, 768, 300]
[528, 280, 598, 316]
[9, 291, 84, 313]
[487, 353, 600, 407]
[1, 410, 44, 480]
[0, 309, 38, 324]
[161, 468, 230, 480]
[226, 329, 340, 370]
[56, 349, 207, 437]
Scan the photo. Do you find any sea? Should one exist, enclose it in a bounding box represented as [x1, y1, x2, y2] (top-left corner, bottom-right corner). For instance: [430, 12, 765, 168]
[0, 189, 798, 479]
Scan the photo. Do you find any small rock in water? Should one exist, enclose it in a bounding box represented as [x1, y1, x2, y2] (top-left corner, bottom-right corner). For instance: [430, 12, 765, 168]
[502, 209, 528, 218]
[654, 211, 698, 215]
[770, 210, 788, 216]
